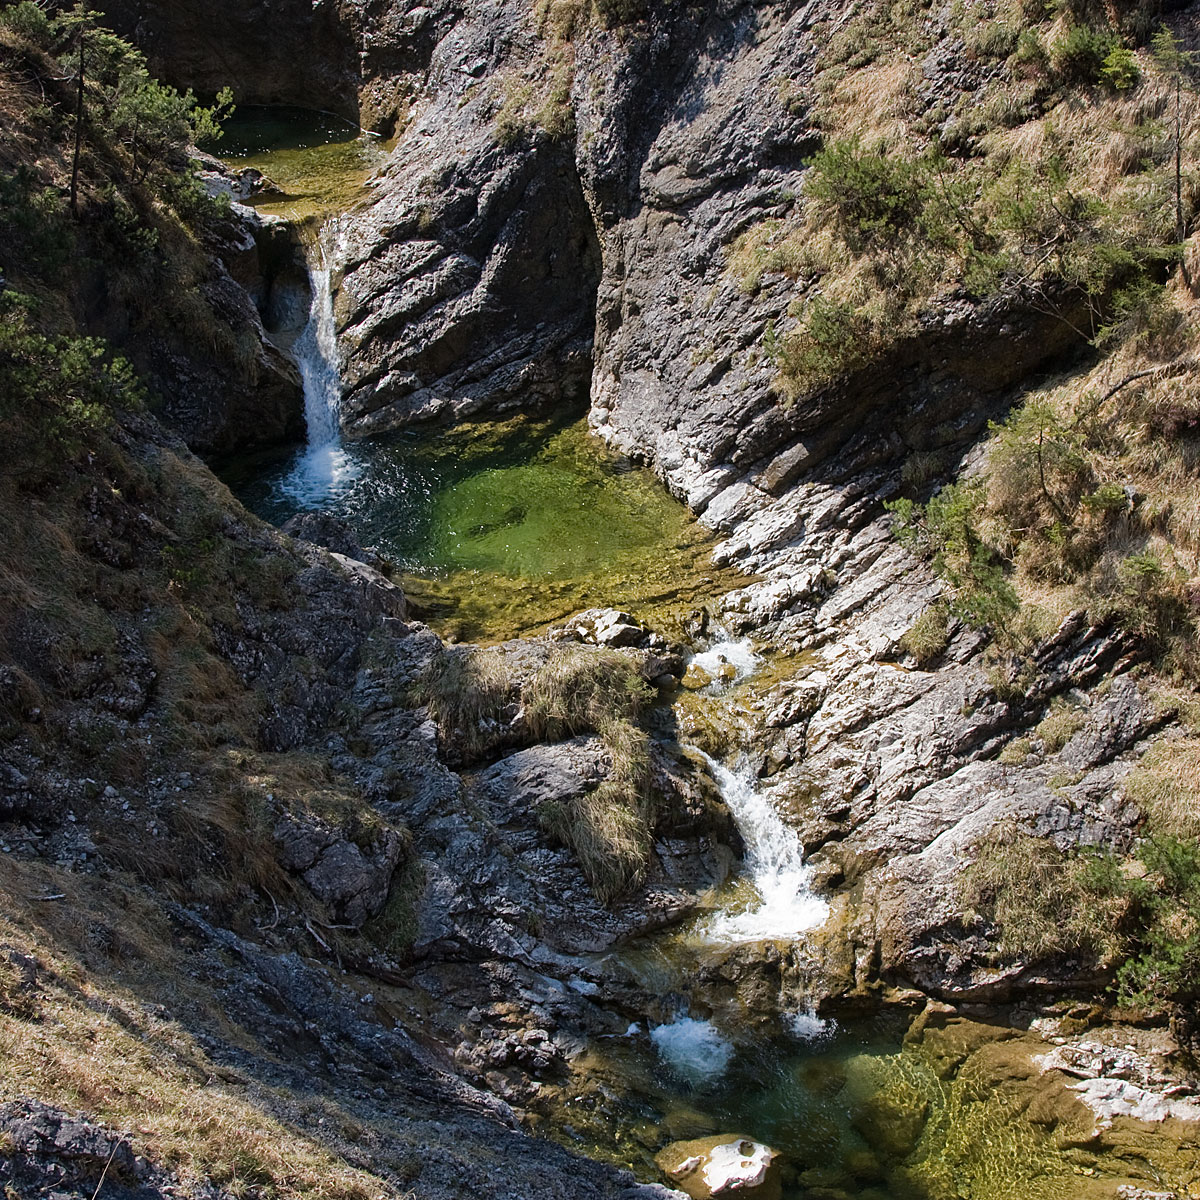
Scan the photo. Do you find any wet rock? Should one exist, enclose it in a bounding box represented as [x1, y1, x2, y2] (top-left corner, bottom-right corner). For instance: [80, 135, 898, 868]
[1036, 1041, 1200, 1126]
[281, 511, 389, 573]
[656, 1135, 782, 1200]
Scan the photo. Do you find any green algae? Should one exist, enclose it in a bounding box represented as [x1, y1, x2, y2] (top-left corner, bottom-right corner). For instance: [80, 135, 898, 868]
[544, 1013, 1200, 1200]
[208, 105, 380, 222]
[224, 413, 749, 643]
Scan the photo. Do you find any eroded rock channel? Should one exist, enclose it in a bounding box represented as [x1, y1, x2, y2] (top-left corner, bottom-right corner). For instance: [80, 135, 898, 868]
[4, 0, 1200, 1197]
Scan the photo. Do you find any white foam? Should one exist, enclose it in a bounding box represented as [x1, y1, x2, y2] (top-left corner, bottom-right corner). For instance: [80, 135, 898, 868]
[650, 1017, 734, 1084]
[278, 224, 360, 508]
[277, 442, 361, 508]
[688, 634, 759, 687]
[785, 1006, 835, 1043]
[699, 753, 829, 944]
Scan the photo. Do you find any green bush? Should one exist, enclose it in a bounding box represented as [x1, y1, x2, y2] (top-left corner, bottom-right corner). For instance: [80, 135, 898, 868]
[804, 138, 927, 254]
[1117, 835, 1200, 1006]
[887, 484, 1020, 631]
[775, 295, 878, 393]
[1101, 45, 1141, 90]
[0, 0, 50, 40]
[1051, 23, 1118, 84]
[0, 290, 143, 475]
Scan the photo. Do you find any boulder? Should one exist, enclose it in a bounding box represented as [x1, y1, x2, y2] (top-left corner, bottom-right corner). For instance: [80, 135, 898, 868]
[655, 1135, 782, 1200]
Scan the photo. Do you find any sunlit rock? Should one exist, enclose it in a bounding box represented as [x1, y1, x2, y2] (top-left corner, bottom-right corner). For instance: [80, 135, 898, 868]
[655, 1135, 782, 1200]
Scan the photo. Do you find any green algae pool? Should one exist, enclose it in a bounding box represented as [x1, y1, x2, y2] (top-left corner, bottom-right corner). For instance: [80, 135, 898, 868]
[222, 414, 744, 642]
[207, 105, 381, 222]
[553, 1008, 1200, 1200]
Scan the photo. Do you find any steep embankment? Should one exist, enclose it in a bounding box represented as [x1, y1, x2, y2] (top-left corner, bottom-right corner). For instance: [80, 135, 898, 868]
[0, 12, 719, 1199]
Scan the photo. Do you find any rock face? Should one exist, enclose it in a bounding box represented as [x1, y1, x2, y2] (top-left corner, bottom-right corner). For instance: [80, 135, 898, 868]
[95, 0, 362, 119]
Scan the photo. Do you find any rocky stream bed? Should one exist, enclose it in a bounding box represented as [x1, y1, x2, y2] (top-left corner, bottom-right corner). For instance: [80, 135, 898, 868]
[4, 0, 1200, 1195]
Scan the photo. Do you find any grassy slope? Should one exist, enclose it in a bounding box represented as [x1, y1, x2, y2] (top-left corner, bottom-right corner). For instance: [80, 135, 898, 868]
[0, 22, 422, 1197]
[731, 0, 1200, 1010]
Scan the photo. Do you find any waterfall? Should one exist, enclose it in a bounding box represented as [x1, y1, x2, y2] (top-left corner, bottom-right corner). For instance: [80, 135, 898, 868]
[278, 222, 360, 508]
[295, 260, 341, 448]
[683, 632, 829, 944]
[699, 751, 829, 943]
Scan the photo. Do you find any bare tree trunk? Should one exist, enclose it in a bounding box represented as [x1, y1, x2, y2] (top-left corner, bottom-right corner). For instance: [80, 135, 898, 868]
[1176, 73, 1184, 244]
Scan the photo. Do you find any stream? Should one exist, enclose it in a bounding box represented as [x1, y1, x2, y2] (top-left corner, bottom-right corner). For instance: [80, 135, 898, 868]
[219, 110, 1200, 1200]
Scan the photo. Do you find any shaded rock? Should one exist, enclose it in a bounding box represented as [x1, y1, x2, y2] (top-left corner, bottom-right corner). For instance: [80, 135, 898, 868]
[301, 831, 407, 927]
[282, 511, 389, 572]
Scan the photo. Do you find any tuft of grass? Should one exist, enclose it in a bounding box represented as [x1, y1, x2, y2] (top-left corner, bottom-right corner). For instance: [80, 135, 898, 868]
[524, 647, 658, 901]
[421, 648, 514, 762]
[1123, 737, 1200, 840]
[960, 825, 1127, 962]
[523, 646, 652, 741]
[1035, 697, 1088, 751]
[998, 736, 1034, 764]
[362, 857, 425, 957]
[898, 602, 951, 666]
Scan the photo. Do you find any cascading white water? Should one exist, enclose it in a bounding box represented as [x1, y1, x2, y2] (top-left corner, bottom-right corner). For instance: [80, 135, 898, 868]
[682, 633, 829, 944]
[278, 223, 360, 507]
[295, 261, 341, 447]
[699, 750, 829, 942]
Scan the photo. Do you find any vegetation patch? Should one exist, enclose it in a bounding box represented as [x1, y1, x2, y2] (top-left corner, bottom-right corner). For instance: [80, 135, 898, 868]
[1035, 696, 1088, 751]
[960, 826, 1128, 962]
[897, 601, 952, 666]
[420, 644, 659, 901]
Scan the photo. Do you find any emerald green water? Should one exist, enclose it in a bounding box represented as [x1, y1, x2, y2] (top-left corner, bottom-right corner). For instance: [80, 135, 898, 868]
[557, 1007, 1199, 1200]
[206, 105, 380, 221]
[223, 415, 740, 642]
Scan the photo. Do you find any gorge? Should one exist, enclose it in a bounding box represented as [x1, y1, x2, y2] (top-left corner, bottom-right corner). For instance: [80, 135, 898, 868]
[2, 0, 1200, 1197]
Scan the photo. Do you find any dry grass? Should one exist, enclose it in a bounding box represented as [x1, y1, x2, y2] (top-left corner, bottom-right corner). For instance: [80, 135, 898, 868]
[1122, 736, 1200, 839]
[818, 55, 922, 143]
[1035, 697, 1089, 752]
[421, 647, 514, 761]
[505, 646, 660, 901]
[523, 646, 650, 741]
[0, 860, 392, 1199]
[959, 824, 1127, 962]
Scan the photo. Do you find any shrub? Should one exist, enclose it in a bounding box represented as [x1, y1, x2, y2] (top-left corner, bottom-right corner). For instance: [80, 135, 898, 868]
[0, 290, 143, 476]
[804, 137, 927, 254]
[775, 295, 878, 394]
[0, 0, 50, 41]
[1051, 23, 1118, 84]
[1101, 45, 1141, 90]
[1116, 835, 1200, 1006]
[887, 484, 1020, 631]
